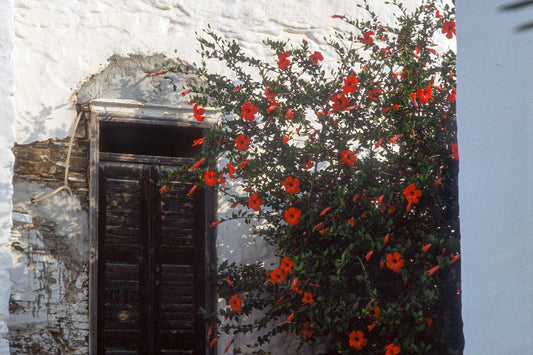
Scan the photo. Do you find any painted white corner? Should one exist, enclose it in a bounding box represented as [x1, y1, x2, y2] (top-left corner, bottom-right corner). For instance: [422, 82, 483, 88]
[457, 1, 533, 353]
[0, 0, 15, 353]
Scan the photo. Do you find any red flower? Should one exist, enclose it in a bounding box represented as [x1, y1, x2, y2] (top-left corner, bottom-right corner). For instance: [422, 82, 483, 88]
[309, 51, 324, 65]
[226, 162, 236, 179]
[210, 337, 218, 347]
[425, 317, 433, 327]
[280, 256, 294, 274]
[448, 87, 456, 102]
[442, 21, 456, 39]
[340, 150, 357, 167]
[386, 252, 405, 272]
[235, 134, 250, 151]
[390, 134, 401, 143]
[366, 305, 381, 319]
[282, 176, 300, 194]
[450, 142, 459, 161]
[416, 84, 433, 104]
[301, 154, 314, 169]
[189, 157, 206, 170]
[224, 340, 233, 353]
[193, 103, 205, 121]
[349, 330, 368, 350]
[278, 52, 291, 70]
[403, 183, 422, 204]
[290, 277, 302, 293]
[285, 107, 294, 120]
[385, 343, 400, 355]
[230, 294, 242, 313]
[343, 75, 358, 94]
[367, 87, 382, 101]
[285, 207, 301, 225]
[191, 137, 205, 147]
[301, 292, 314, 305]
[187, 184, 197, 196]
[331, 93, 349, 111]
[204, 170, 218, 187]
[361, 30, 375, 45]
[248, 193, 264, 211]
[348, 217, 355, 228]
[450, 253, 461, 263]
[241, 102, 257, 121]
[365, 251, 373, 260]
[269, 267, 287, 284]
[428, 265, 440, 276]
[422, 243, 432, 252]
[375, 138, 384, 148]
[303, 322, 312, 339]
[282, 135, 289, 144]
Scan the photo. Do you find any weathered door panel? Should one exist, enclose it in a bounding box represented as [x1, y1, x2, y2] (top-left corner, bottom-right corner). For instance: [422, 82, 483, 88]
[97, 159, 205, 354]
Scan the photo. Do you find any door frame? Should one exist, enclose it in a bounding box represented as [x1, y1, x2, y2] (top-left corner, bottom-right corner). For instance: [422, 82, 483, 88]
[88, 100, 220, 354]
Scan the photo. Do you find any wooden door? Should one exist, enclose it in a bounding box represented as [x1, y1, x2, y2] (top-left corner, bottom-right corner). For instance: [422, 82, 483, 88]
[97, 154, 206, 354]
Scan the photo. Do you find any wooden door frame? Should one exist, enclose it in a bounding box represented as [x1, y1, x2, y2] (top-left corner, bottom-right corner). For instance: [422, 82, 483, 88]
[88, 100, 220, 355]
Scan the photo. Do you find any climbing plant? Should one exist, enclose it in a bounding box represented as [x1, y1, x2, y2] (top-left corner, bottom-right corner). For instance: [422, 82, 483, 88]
[164, 0, 460, 353]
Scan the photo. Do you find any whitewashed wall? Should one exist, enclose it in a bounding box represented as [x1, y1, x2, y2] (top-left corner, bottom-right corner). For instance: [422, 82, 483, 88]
[0, 0, 15, 353]
[457, 1, 533, 354]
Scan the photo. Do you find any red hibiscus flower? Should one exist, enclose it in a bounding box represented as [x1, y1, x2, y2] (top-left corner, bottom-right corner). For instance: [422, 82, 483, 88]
[385, 343, 401, 355]
[241, 102, 257, 121]
[390, 134, 401, 143]
[191, 137, 205, 147]
[343, 75, 358, 94]
[248, 193, 264, 211]
[301, 292, 314, 305]
[235, 134, 250, 151]
[290, 277, 302, 293]
[422, 243, 432, 252]
[367, 87, 382, 101]
[204, 170, 218, 187]
[428, 265, 440, 276]
[403, 183, 422, 204]
[278, 52, 291, 70]
[282, 176, 300, 194]
[226, 162, 236, 179]
[340, 150, 357, 167]
[448, 87, 456, 102]
[230, 294, 242, 313]
[361, 30, 375, 45]
[309, 51, 324, 65]
[301, 154, 314, 169]
[269, 267, 287, 284]
[285, 207, 301, 225]
[280, 256, 294, 274]
[416, 84, 433, 104]
[442, 21, 456, 39]
[450, 142, 459, 161]
[349, 330, 368, 350]
[193, 103, 205, 121]
[331, 93, 349, 111]
[386, 252, 405, 272]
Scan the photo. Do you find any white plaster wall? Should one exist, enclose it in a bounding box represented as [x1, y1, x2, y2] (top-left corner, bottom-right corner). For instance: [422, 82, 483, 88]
[0, 0, 15, 353]
[457, 1, 533, 354]
[13, 0, 432, 144]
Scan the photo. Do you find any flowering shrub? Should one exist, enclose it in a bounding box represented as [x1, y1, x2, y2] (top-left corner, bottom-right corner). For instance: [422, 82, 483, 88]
[166, 0, 461, 353]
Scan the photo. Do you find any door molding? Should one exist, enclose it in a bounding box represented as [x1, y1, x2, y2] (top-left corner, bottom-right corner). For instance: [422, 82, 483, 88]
[88, 100, 220, 354]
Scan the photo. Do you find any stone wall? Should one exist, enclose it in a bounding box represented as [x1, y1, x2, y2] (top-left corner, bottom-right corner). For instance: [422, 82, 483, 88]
[7, 113, 89, 354]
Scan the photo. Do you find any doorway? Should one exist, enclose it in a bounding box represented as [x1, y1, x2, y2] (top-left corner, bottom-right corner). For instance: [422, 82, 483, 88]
[88, 102, 217, 355]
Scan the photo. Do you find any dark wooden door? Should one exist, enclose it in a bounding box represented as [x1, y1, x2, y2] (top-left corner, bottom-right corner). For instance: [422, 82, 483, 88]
[97, 154, 206, 354]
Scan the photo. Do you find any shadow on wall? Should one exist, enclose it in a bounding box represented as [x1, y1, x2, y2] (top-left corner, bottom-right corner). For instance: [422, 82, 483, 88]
[501, 0, 533, 32]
